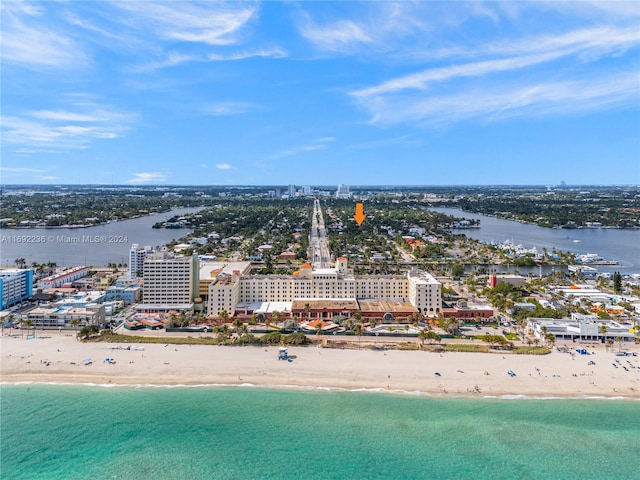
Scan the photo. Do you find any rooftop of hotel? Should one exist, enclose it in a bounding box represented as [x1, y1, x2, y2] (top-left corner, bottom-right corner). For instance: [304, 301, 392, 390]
[407, 270, 439, 284]
[357, 299, 417, 313]
[200, 261, 252, 279]
[292, 298, 359, 310]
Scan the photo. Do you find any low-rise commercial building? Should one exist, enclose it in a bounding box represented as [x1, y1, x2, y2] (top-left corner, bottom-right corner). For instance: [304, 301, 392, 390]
[527, 313, 636, 343]
[22, 304, 105, 328]
[37, 266, 89, 290]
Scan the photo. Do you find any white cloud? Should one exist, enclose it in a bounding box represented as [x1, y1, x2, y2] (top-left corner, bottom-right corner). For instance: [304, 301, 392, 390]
[358, 70, 640, 127]
[133, 52, 201, 73]
[216, 163, 232, 170]
[0, 3, 88, 68]
[351, 24, 640, 99]
[270, 137, 336, 159]
[113, 2, 257, 46]
[0, 167, 47, 173]
[299, 17, 372, 52]
[348, 135, 420, 150]
[2, 102, 133, 152]
[207, 46, 287, 61]
[204, 102, 256, 116]
[200, 163, 208, 169]
[125, 172, 168, 184]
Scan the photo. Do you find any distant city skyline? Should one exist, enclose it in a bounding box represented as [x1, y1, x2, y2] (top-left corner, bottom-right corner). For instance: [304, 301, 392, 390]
[1, 1, 639, 186]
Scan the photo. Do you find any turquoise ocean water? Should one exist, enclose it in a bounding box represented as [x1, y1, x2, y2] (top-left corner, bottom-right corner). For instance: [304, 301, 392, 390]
[1, 385, 639, 480]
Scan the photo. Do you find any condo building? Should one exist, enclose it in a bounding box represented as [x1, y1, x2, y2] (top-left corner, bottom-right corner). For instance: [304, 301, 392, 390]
[139, 249, 199, 312]
[129, 244, 155, 278]
[0, 269, 34, 310]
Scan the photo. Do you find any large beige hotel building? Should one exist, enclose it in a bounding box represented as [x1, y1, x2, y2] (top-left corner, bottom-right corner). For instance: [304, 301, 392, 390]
[140, 251, 441, 319]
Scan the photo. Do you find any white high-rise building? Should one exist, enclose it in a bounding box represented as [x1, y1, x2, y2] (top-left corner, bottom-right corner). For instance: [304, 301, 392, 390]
[0, 269, 34, 310]
[288, 184, 296, 198]
[140, 251, 199, 310]
[336, 184, 350, 198]
[129, 244, 155, 278]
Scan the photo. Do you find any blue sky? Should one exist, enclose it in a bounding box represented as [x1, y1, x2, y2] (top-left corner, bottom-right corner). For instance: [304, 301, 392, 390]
[1, 1, 639, 186]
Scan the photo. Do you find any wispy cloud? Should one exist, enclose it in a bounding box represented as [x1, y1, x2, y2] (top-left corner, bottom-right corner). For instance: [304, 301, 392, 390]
[0, 2, 88, 68]
[0, 167, 47, 173]
[216, 163, 232, 170]
[299, 16, 372, 53]
[125, 172, 168, 184]
[348, 135, 421, 150]
[204, 102, 257, 116]
[208, 46, 287, 61]
[295, 3, 432, 55]
[348, 20, 640, 127]
[2, 100, 134, 152]
[113, 1, 257, 46]
[351, 25, 640, 98]
[359, 70, 640, 127]
[270, 137, 336, 159]
[133, 52, 201, 73]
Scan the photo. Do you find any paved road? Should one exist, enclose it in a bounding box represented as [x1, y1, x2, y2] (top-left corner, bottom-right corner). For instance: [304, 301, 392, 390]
[310, 198, 332, 268]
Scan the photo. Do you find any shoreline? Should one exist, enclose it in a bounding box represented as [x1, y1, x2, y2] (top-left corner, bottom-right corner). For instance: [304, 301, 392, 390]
[2, 335, 639, 399]
[2, 379, 638, 402]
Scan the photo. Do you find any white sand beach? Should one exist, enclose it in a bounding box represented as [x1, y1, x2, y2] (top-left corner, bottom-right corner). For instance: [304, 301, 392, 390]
[2, 334, 639, 398]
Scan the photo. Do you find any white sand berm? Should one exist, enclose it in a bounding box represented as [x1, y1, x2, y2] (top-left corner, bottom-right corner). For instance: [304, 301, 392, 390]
[2, 334, 639, 398]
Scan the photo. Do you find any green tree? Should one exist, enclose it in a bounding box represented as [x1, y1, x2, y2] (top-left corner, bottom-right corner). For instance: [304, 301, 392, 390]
[612, 272, 622, 293]
[451, 263, 464, 279]
[70, 318, 81, 339]
[20, 318, 33, 339]
[353, 323, 363, 349]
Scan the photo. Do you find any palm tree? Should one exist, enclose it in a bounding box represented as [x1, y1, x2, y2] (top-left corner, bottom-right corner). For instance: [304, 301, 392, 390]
[606, 338, 614, 352]
[540, 326, 548, 345]
[20, 318, 33, 339]
[418, 328, 428, 347]
[303, 303, 311, 319]
[545, 333, 556, 349]
[315, 321, 324, 337]
[271, 310, 281, 327]
[426, 330, 441, 344]
[219, 310, 229, 324]
[353, 323, 363, 349]
[70, 318, 81, 339]
[600, 324, 607, 345]
[3, 314, 14, 336]
[232, 319, 243, 334]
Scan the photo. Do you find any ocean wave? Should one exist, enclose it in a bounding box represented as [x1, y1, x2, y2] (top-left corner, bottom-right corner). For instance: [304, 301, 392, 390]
[2, 381, 639, 400]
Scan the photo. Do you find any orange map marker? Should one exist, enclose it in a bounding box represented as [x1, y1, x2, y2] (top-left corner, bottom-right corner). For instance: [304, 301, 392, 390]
[354, 203, 366, 226]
